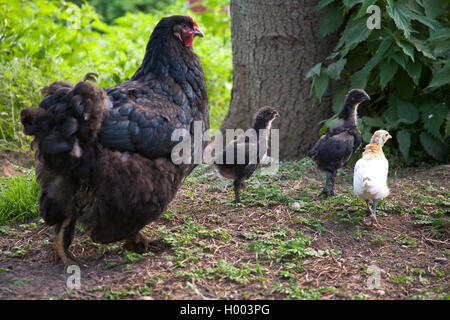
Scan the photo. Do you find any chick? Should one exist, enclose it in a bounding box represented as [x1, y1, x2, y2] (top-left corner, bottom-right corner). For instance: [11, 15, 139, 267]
[215, 106, 279, 202]
[308, 89, 370, 197]
[353, 129, 392, 223]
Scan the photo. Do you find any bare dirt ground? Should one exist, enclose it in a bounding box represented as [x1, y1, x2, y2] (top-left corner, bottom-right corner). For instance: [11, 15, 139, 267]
[0, 157, 448, 300]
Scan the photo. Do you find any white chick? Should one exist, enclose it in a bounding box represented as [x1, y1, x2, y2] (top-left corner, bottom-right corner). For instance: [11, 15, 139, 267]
[353, 129, 392, 223]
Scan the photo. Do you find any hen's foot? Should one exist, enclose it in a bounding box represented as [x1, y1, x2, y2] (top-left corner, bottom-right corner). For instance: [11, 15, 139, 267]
[123, 232, 149, 254]
[53, 217, 78, 266]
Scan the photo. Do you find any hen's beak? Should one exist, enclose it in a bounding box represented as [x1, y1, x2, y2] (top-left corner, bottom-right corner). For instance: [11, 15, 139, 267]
[363, 92, 371, 101]
[194, 27, 204, 38]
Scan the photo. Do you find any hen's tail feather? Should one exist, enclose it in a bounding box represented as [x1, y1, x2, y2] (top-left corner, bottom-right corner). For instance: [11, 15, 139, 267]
[20, 75, 110, 177]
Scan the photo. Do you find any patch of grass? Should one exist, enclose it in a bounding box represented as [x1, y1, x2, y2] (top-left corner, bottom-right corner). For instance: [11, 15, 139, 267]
[205, 260, 266, 284]
[293, 214, 324, 234]
[273, 280, 334, 300]
[397, 234, 418, 247]
[0, 169, 40, 225]
[158, 215, 229, 267]
[390, 273, 414, 284]
[412, 210, 449, 239]
[248, 227, 338, 264]
[370, 233, 388, 246]
[4, 244, 31, 258]
[102, 287, 135, 300]
[11, 277, 30, 286]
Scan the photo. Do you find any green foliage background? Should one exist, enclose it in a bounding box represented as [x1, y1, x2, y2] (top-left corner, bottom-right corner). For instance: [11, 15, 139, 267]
[0, 0, 231, 154]
[307, 0, 449, 165]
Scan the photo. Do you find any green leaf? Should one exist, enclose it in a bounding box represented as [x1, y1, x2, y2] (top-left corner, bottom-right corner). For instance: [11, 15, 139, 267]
[342, 0, 361, 9]
[420, 0, 449, 19]
[419, 132, 448, 162]
[397, 130, 411, 162]
[427, 62, 450, 89]
[315, 0, 337, 11]
[397, 99, 419, 124]
[305, 63, 322, 79]
[410, 38, 436, 59]
[319, 4, 344, 38]
[326, 58, 347, 80]
[355, 0, 377, 18]
[420, 100, 448, 141]
[379, 60, 398, 90]
[313, 73, 330, 100]
[405, 60, 422, 85]
[362, 116, 384, 128]
[332, 86, 348, 114]
[335, 14, 373, 55]
[386, 0, 413, 38]
[395, 39, 415, 62]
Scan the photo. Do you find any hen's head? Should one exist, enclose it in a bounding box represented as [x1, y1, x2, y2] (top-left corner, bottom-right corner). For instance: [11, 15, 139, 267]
[370, 130, 392, 146]
[346, 89, 371, 105]
[155, 15, 204, 47]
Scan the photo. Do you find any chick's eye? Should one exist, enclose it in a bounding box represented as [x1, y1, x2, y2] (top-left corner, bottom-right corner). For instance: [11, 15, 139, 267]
[183, 23, 187, 28]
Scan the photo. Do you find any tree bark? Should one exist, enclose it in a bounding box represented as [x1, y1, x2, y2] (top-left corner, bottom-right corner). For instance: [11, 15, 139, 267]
[222, 0, 337, 159]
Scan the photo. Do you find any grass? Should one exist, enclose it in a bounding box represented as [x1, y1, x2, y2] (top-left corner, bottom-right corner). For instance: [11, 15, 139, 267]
[0, 160, 449, 300]
[0, 169, 40, 225]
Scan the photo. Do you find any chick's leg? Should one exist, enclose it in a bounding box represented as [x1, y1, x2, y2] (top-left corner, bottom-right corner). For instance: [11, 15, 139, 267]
[233, 179, 242, 203]
[54, 217, 76, 265]
[320, 171, 335, 197]
[371, 200, 379, 222]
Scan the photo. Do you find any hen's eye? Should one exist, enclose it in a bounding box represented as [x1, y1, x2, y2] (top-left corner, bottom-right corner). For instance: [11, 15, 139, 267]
[183, 23, 187, 28]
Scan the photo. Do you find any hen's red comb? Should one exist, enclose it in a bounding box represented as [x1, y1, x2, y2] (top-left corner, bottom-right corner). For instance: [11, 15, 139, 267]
[187, 15, 199, 28]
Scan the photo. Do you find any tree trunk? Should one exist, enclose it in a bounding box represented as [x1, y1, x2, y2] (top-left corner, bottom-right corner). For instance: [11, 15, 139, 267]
[222, 0, 337, 159]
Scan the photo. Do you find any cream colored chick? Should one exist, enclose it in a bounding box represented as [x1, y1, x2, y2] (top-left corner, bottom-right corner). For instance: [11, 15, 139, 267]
[353, 130, 392, 223]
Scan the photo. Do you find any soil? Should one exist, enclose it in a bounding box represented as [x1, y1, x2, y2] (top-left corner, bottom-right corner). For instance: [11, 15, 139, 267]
[0, 155, 448, 300]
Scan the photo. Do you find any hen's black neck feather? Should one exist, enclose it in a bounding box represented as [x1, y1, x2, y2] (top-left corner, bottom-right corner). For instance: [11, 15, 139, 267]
[131, 19, 207, 113]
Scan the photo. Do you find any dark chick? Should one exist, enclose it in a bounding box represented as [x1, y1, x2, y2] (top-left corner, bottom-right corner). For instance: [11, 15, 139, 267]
[307, 89, 370, 197]
[215, 106, 279, 203]
[20, 16, 208, 265]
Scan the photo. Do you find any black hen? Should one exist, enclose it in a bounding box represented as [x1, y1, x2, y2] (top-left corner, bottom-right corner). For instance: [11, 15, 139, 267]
[20, 15, 208, 265]
[215, 106, 279, 202]
[307, 89, 370, 197]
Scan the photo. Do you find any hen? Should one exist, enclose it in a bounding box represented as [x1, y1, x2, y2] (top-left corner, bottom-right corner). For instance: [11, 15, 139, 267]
[353, 129, 391, 224]
[20, 15, 208, 265]
[307, 89, 370, 197]
[215, 106, 279, 202]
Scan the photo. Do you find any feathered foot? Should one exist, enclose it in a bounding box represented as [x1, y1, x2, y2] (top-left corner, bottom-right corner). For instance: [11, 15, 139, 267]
[123, 232, 149, 254]
[53, 217, 77, 266]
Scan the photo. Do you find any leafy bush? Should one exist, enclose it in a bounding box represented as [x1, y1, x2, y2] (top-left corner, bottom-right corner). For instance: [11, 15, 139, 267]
[0, 0, 231, 154]
[69, 0, 178, 24]
[307, 0, 449, 165]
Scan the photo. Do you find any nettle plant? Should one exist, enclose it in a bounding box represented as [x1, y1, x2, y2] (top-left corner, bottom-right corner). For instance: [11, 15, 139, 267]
[306, 0, 449, 165]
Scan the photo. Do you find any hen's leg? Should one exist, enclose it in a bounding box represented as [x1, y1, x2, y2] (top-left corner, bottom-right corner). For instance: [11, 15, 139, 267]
[54, 217, 76, 265]
[123, 232, 149, 254]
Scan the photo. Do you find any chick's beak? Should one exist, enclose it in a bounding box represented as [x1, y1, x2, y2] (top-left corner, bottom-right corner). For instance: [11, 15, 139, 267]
[194, 27, 204, 38]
